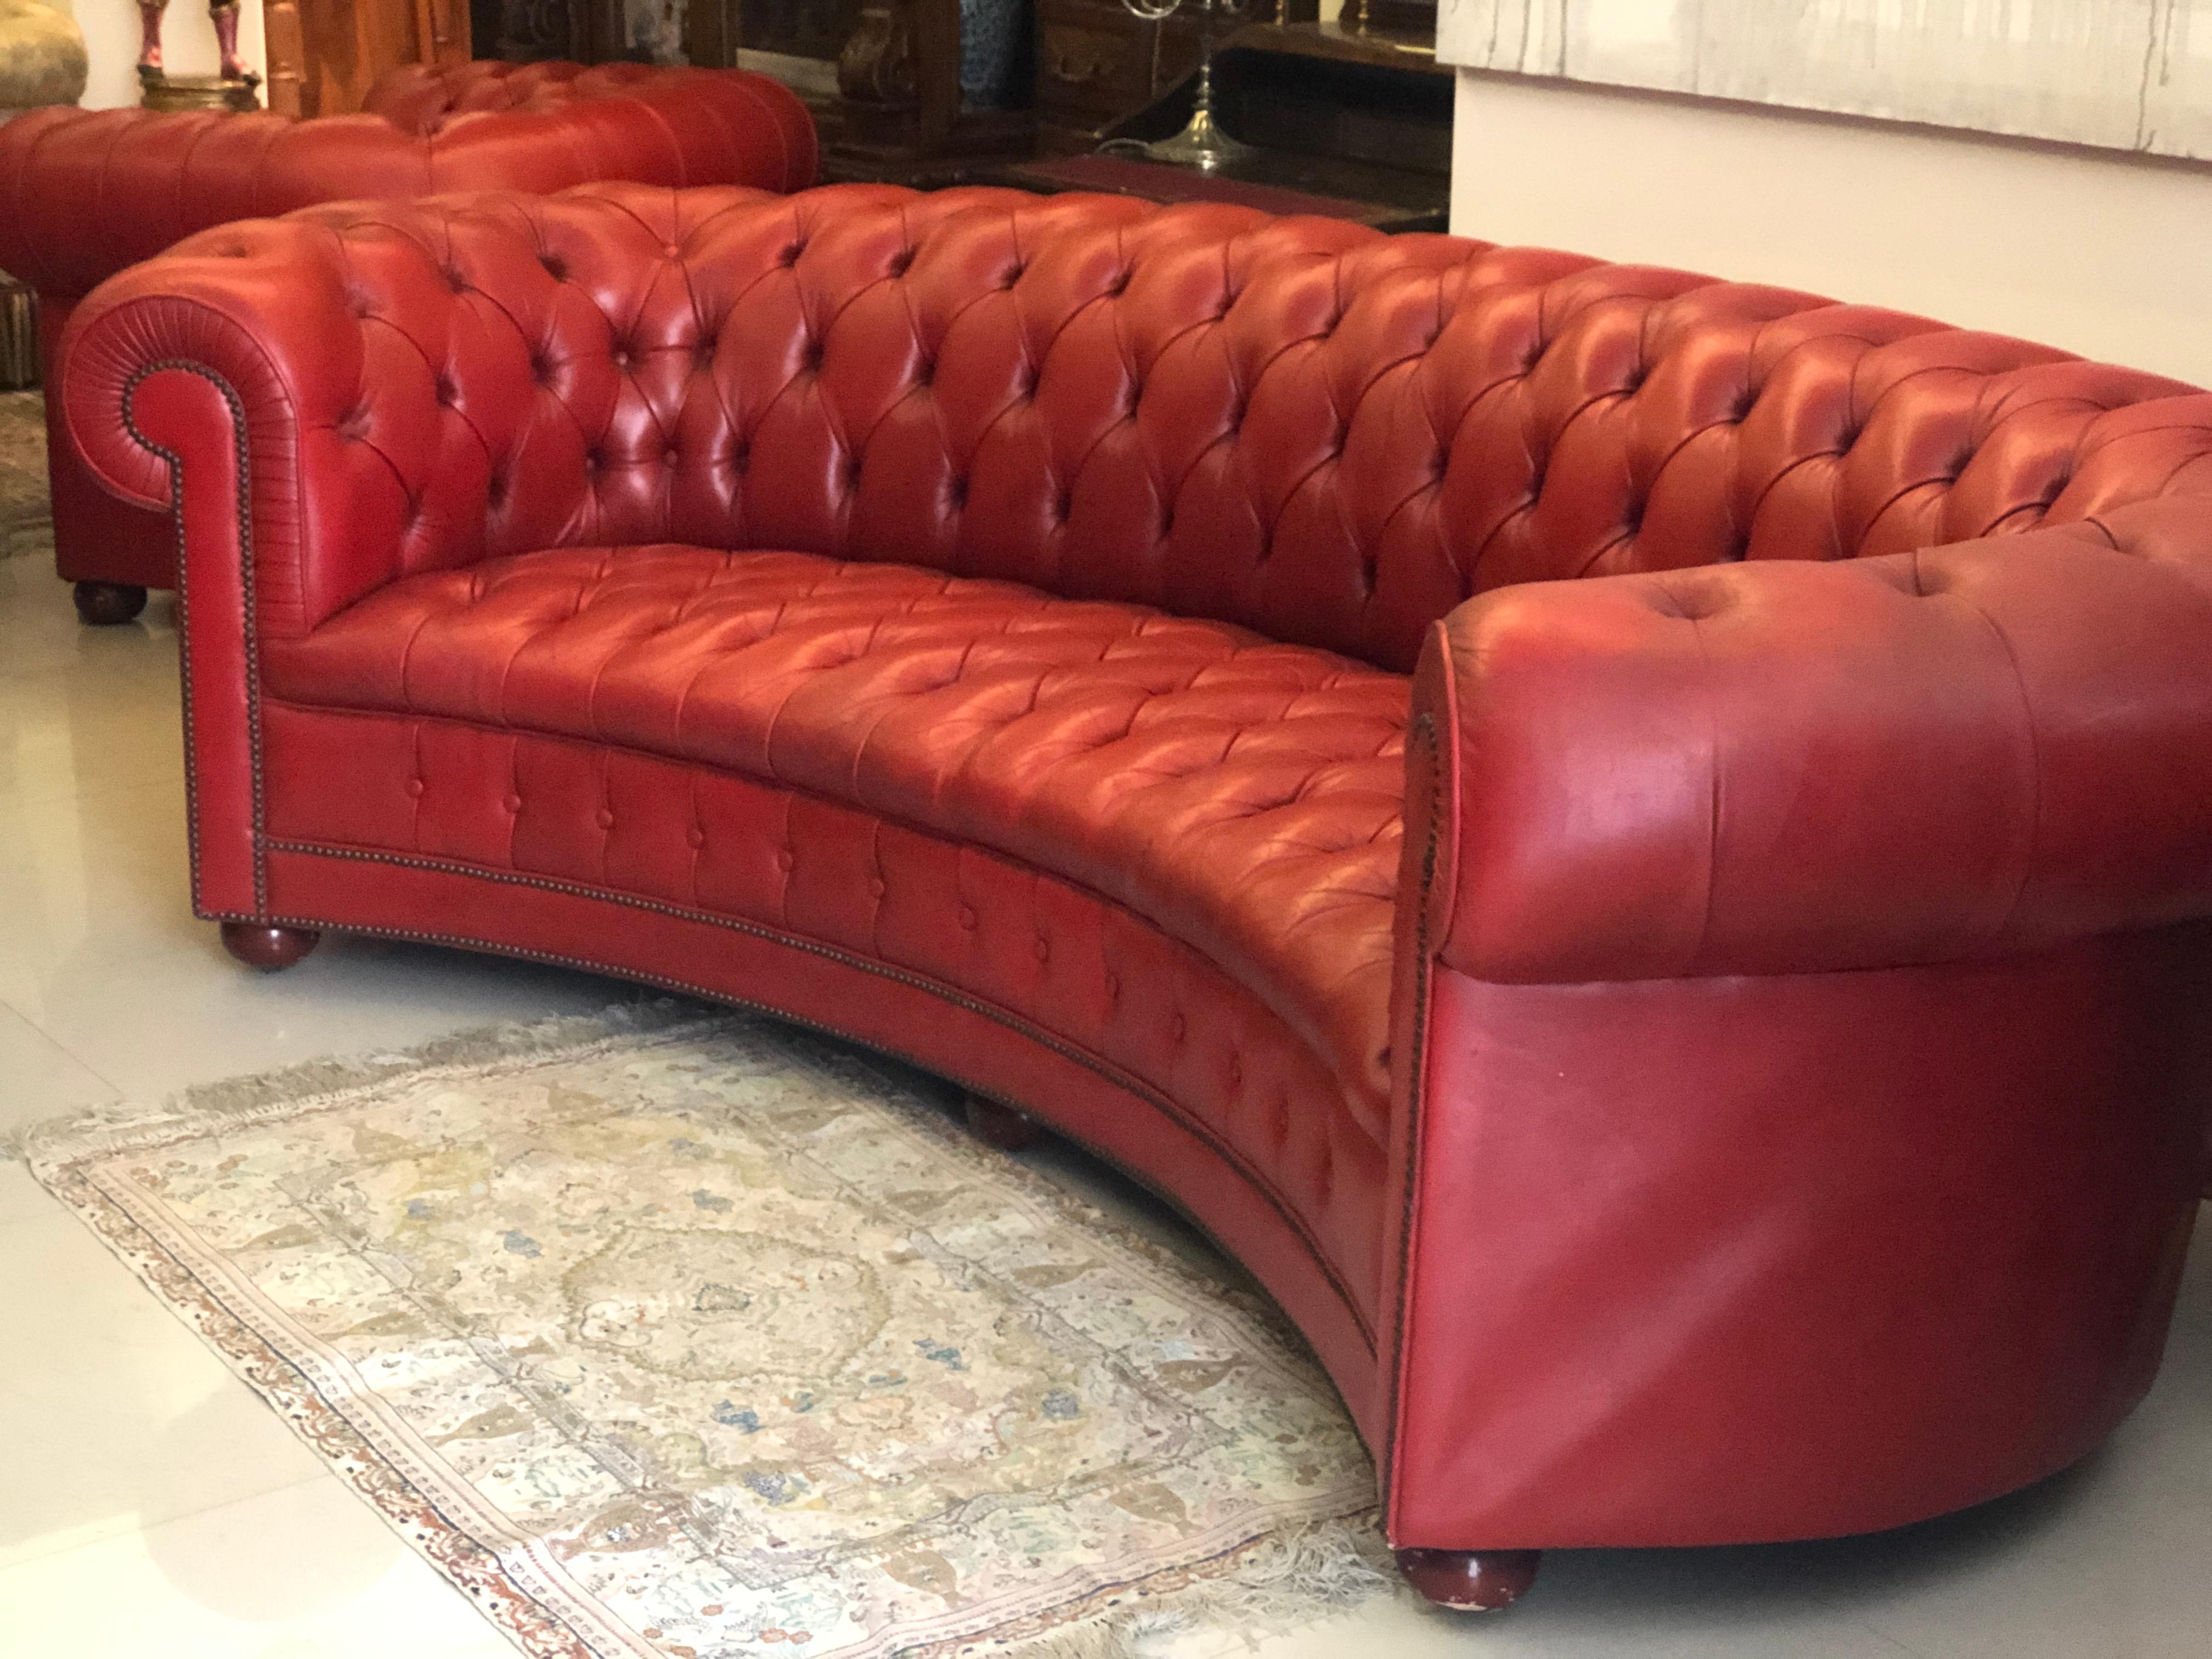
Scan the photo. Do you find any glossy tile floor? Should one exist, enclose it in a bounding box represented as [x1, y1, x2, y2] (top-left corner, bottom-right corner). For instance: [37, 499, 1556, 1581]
[1, 554, 2207, 1659]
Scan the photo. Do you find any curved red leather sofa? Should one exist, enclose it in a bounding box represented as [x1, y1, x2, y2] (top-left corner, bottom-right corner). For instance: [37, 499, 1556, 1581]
[58, 182, 2212, 1610]
[0, 61, 815, 622]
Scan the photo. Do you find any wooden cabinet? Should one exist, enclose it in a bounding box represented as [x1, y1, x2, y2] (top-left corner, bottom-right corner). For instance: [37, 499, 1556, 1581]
[1033, 0, 1319, 153]
[266, 0, 470, 117]
[1034, 0, 1192, 145]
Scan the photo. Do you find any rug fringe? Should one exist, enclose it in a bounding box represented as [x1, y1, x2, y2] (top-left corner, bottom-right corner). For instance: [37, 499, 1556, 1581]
[940, 1516, 1401, 1659]
[4, 995, 721, 1169]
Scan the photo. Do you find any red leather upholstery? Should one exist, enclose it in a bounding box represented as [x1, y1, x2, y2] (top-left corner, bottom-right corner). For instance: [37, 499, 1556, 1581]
[1417, 500, 2212, 984]
[0, 63, 815, 592]
[58, 182, 2212, 1565]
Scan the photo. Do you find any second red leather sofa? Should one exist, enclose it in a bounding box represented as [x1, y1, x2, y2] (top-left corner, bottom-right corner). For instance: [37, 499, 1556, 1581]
[0, 59, 816, 623]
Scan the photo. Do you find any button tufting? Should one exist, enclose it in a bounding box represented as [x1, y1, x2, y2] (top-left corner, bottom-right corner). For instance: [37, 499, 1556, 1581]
[1172, 1013, 1187, 1042]
[405, 778, 425, 798]
[686, 826, 706, 848]
[869, 876, 886, 898]
[776, 848, 795, 872]
[1034, 935, 1051, 962]
[503, 793, 522, 814]
[958, 905, 978, 930]
[595, 807, 614, 830]
[664, 447, 680, 466]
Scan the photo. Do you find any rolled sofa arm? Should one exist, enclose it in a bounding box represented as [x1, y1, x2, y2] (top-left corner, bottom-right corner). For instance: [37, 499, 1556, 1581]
[1408, 494, 2212, 985]
[59, 211, 489, 641]
[58, 181, 822, 639]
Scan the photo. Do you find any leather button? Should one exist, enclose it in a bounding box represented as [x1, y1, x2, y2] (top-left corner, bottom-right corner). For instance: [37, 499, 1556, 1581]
[1033, 936, 1050, 962]
[776, 849, 795, 873]
[1171, 1013, 1187, 1042]
[595, 808, 614, 830]
[868, 877, 886, 898]
[404, 778, 425, 798]
[502, 793, 522, 814]
[686, 826, 706, 848]
[663, 448, 680, 467]
[958, 906, 977, 930]
[1104, 973, 1120, 1001]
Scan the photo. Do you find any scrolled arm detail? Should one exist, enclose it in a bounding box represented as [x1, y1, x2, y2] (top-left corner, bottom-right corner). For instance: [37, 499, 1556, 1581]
[59, 213, 480, 640]
[1408, 499, 2212, 985]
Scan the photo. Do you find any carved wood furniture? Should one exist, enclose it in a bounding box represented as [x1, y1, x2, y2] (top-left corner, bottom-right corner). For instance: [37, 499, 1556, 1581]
[0, 60, 814, 624]
[55, 178, 2212, 1607]
[259, 0, 471, 118]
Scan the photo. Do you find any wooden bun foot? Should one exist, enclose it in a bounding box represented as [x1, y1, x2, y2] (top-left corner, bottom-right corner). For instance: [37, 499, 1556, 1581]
[74, 581, 149, 625]
[220, 922, 321, 971]
[1395, 1548, 1542, 1612]
[963, 1095, 1039, 1151]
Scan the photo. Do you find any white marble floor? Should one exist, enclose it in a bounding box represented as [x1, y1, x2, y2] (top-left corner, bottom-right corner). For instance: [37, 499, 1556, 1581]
[0, 555, 2206, 1658]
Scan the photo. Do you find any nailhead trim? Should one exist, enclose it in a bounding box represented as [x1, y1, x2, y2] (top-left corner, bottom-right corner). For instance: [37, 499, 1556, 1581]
[122, 359, 267, 917]
[1380, 705, 1444, 1519]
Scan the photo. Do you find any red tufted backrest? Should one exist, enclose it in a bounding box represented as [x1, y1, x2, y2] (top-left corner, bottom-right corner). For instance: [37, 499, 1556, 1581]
[362, 61, 703, 137]
[120, 182, 2212, 665]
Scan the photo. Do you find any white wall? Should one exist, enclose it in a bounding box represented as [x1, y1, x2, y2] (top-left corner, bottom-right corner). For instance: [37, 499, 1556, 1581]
[1448, 72, 2212, 388]
[72, 0, 266, 110]
[1441, 0, 2212, 163]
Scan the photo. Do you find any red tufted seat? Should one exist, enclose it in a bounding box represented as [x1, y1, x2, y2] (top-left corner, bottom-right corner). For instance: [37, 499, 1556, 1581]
[267, 546, 1407, 1114]
[55, 181, 2212, 1607]
[0, 61, 816, 618]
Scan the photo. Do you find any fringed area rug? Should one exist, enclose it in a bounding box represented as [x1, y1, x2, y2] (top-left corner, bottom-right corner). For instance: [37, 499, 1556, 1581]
[15, 1002, 1390, 1658]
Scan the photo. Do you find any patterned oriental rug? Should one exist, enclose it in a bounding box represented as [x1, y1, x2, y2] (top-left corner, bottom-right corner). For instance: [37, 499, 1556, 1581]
[15, 1003, 1390, 1658]
[0, 388, 49, 560]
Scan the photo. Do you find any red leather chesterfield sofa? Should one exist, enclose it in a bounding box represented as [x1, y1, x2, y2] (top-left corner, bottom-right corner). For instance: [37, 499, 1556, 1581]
[0, 60, 815, 625]
[58, 182, 2212, 1611]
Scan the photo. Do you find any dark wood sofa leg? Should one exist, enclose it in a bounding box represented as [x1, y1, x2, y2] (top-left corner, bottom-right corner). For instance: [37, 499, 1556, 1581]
[964, 1095, 1039, 1151]
[221, 922, 321, 971]
[74, 581, 149, 625]
[1396, 1548, 1543, 1612]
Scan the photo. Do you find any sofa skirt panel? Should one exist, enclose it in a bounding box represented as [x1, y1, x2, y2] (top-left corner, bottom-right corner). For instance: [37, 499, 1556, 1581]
[249, 701, 1392, 1442]
[1381, 944, 2209, 1551]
